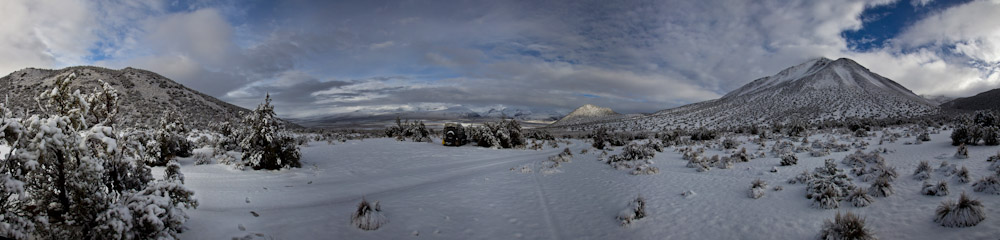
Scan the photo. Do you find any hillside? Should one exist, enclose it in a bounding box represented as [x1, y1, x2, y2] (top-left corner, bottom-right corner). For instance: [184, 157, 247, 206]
[940, 88, 1000, 111]
[0, 66, 256, 129]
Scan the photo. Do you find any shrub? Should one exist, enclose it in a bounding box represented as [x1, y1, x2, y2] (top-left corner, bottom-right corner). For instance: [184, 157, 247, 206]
[847, 188, 873, 207]
[617, 196, 646, 226]
[193, 151, 212, 165]
[352, 198, 388, 231]
[807, 160, 855, 209]
[988, 152, 1000, 162]
[867, 176, 894, 198]
[788, 170, 812, 184]
[983, 126, 999, 146]
[147, 110, 193, 166]
[238, 94, 301, 170]
[954, 143, 969, 159]
[780, 154, 798, 166]
[935, 192, 986, 228]
[954, 166, 971, 183]
[731, 147, 750, 162]
[922, 181, 949, 196]
[818, 212, 877, 240]
[689, 128, 717, 141]
[384, 117, 431, 142]
[912, 161, 932, 181]
[749, 179, 767, 199]
[468, 119, 525, 149]
[951, 126, 970, 146]
[972, 175, 1000, 195]
[722, 138, 739, 149]
[917, 132, 931, 142]
[936, 162, 957, 176]
[548, 148, 574, 163]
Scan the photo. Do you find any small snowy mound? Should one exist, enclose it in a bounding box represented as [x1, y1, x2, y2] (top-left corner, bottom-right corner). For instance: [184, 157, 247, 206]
[972, 175, 1000, 195]
[749, 179, 767, 199]
[352, 198, 388, 231]
[936, 162, 957, 176]
[912, 161, 932, 181]
[617, 196, 647, 226]
[818, 212, 877, 240]
[935, 192, 986, 228]
[954, 144, 969, 159]
[921, 181, 949, 196]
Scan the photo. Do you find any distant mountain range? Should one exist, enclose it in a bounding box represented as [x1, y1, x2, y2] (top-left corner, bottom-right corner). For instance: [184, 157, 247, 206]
[288, 105, 568, 128]
[547, 57, 942, 130]
[0, 66, 259, 129]
[941, 88, 1000, 111]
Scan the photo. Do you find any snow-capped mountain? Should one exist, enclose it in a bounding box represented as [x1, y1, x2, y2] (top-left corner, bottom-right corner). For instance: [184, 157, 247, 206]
[550, 104, 622, 126]
[941, 88, 1000, 111]
[568, 57, 939, 130]
[289, 105, 568, 128]
[0, 66, 259, 129]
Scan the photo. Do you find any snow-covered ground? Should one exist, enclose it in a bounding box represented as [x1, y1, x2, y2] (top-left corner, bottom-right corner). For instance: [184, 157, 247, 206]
[171, 131, 1000, 239]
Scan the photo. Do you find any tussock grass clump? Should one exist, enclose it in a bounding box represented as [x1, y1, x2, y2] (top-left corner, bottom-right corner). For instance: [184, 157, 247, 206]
[847, 188, 873, 208]
[912, 161, 932, 181]
[972, 175, 1000, 195]
[818, 212, 877, 240]
[954, 143, 969, 159]
[921, 181, 949, 196]
[867, 176, 893, 198]
[935, 192, 986, 228]
[954, 166, 971, 183]
[352, 198, 388, 231]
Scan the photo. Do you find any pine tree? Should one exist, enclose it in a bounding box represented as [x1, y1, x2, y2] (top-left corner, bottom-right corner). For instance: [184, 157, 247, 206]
[239, 94, 301, 170]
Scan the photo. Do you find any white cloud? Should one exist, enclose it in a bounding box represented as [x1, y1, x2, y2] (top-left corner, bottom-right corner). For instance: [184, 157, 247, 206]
[0, 0, 98, 75]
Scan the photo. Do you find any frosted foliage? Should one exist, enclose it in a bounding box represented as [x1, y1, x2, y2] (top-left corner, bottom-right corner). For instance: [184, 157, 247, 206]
[749, 179, 767, 199]
[352, 198, 387, 231]
[818, 212, 877, 240]
[617, 196, 646, 226]
[807, 159, 855, 209]
[0, 71, 197, 239]
[912, 161, 932, 181]
[922, 181, 949, 196]
[238, 94, 301, 170]
[935, 193, 986, 228]
[972, 175, 1000, 195]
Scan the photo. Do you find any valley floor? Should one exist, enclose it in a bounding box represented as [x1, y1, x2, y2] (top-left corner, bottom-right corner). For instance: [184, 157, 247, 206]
[172, 131, 1000, 239]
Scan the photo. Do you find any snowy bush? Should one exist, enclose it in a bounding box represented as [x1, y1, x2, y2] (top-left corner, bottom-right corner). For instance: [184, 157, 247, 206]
[954, 166, 971, 183]
[193, 151, 212, 165]
[847, 188, 873, 208]
[468, 119, 525, 149]
[912, 161, 932, 181]
[955, 143, 969, 159]
[617, 196, 646, 226]
[922, 181, 949, 196]
[749, 179, 767, 199]
[780, 154, 798, 166]
[817, 212, 877, 240]
[146, 110, 194, 166]
[867, 176, 894, 198]
[807, 160, 855, 209]
[0, 73, 197, 239]
[788, 170, 812, 184]
[935, 192, 986, 228]
[972, 175, 1000, 195]
[607, 142, 659, 175]
[722, 138, 739, 149]
[917, 132, 931, 142]
[352, 198, 387, 231]
[384, 117, 431, 142]
[548, 148, 573, 163]
[936, 162, 957, 176]
[730, 147, 750, 162]
[983, 126, 999, 146]
[951, 126, 971, 146]
[238, 94, 301, 170]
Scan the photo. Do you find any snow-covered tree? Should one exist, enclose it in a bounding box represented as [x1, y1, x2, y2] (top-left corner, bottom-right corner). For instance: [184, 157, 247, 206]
[0, 72, 197, 239]
[239, 94, 301, 170]
[146, 110, 193, 166]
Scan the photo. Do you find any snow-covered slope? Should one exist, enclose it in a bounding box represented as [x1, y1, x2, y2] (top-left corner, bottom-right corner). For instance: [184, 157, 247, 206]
[550, 104, 623, 127]
[583, 58, 939, 130]
[291, 105, 567, 129]
[941, 88, 1000, 111]
[0, 66, 258, 129]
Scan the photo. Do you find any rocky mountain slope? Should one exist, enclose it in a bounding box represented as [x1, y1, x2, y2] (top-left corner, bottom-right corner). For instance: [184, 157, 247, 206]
[941, 88, 1000, 111]
[563, 57, 939, 131]
[0, 66, 257, 129]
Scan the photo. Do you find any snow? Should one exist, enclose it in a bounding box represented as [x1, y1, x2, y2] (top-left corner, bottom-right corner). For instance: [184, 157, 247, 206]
[172, 131, 1000, 239]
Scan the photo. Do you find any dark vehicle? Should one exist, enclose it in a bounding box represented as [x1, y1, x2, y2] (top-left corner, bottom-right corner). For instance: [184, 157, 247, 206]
[443, 123, 467, 146]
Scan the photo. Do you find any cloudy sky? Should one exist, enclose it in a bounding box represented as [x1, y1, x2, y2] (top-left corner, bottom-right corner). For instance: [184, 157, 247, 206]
[1, 0, 998, 118]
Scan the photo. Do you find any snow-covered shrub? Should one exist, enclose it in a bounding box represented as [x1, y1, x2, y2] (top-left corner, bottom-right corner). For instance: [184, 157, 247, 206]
[468, 119, 525, 149]
[988, 152, 1000, 162]
[0, 73, 197, 239]
[917, 132, 931, 142]
[780, 154, 798, 166]
[788, 170, 812, 184]
[936, 162, 957, 176]
[352, 198, 387, 231]
[145, 110, 194, 166]
[689, 128, 716, 141]
[722, 138, 739, 149]
[982, 126, 1000, 146]
[384, 117, 431, 142]
[867, 176, 894, 198]
[730, 147, 750, 162]
[913, 161, 932, 181]
[811, 149, 831, 157]
[193, 151, 212, 165]
[955, 143, 969, 159]
[548, 148, 573, 163]
[922, 181, 949, 196]
[847, 188, 873, 207]
[954, 166, 971, 183]
[238, 94, 301, 170]
[807, 159, 855, 209]
[818, 212, 877, 240]
[749, 179, 767, 199]
[972, 175, 1000, 195]
[525, 130, 555, 141]
[856, 163, 897, 183]
[617, 196, 646, 226]
[951, 126, 970, 146]
[935, 192, 985, 228]
[607, 143, 659, 175]
[715, 156, 734, 169]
